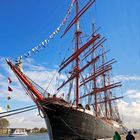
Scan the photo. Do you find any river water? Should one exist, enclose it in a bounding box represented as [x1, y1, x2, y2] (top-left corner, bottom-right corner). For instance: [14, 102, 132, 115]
[0, 134, 49, 140]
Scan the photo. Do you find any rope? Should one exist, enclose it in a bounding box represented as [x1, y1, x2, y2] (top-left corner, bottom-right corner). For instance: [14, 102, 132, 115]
[45, 70, 58, 92]
[0, 107, 37, 118]
[0, 105, 36, 115]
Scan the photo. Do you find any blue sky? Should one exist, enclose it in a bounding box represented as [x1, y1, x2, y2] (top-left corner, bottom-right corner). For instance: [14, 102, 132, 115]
[0, 0, 140, 73]
[0, 0, 140, 129]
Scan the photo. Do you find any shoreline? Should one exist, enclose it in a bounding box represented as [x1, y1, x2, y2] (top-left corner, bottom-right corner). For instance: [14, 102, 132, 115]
[0, 132, 48, 137]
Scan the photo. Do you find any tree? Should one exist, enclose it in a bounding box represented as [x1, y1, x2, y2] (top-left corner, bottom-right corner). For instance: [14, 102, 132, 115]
[0, 118, 9, 134]
[0, 118, 9, 128]
[33, 127, 39, 133]
[40, 127, 47, 133]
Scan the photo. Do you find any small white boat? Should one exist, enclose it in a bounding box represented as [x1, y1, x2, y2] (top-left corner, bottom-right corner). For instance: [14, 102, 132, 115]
[9, 128, 28, 137]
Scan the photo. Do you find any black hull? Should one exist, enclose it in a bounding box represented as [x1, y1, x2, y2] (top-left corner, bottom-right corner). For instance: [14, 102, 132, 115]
[41, 99, 124, 140]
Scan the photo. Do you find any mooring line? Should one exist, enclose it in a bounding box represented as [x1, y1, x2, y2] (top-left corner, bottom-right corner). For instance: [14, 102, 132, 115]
[0, 107, 37, 118]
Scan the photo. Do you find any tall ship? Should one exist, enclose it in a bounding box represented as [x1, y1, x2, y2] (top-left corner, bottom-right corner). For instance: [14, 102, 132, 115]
[6, 0, 126, 140]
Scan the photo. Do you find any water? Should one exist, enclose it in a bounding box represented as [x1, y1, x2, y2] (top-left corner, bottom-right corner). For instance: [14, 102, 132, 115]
[0, 134, 49, 140]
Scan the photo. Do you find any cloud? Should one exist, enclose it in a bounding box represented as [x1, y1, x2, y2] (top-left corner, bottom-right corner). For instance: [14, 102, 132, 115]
[25, 68, 66, 95]
[113, 76, 140, 129]
[117, 89, 140, 129]
[8, 109, 46, 129]
[113, 75, 140, 82]
[0, 106, 3, 112]
[1, 58, 140, 129]
[24, 62, 47, 71]
[0, 57, 66, 102]
[124, 89, 140, 100]
[0, 74, 5, 80]
[0, 74, 31, 102]
[118, 99, 140, 129]
[0, 57, 66, 128]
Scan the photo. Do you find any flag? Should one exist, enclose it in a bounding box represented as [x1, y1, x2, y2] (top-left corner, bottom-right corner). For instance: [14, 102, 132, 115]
[49, 34, 54, 39]
[7, 105, 10, 110]
[8, 77, 12, 83]
[19, 56, 22, 60]
[27, 51, 31, 56]
[24, 53, 28, 58]
[32, 48, 35, 52]
[34, 46, 39, 52]
[7, 96, 11, 100]
[38, 43, 42, 48]
[8, 86, 13, 92]
[41, 42, 45, 47]
[24, 51, 31, 58]
[44, 39, 48, 45]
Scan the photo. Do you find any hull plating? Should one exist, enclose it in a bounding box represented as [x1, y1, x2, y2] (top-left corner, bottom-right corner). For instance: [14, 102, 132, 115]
[41, 99, 123, 140]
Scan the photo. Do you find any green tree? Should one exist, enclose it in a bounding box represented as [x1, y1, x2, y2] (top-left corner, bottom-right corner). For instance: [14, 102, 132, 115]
[0, 118, 9, 128]
[0, 118, 9, 134]
[40, 127, 47, 133]
[33, 127, 39, 133]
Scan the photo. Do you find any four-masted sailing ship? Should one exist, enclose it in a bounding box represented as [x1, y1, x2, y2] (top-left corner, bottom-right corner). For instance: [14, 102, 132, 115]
[6, 0, 126, 140]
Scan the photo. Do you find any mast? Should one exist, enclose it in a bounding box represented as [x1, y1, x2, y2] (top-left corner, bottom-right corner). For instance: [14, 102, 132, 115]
[105, 59, 113, 119]
[92, 23, 98, 117]
[75, 0, 81, 106]
[108, 75, 112, 118]
[101, 45, 108, 118]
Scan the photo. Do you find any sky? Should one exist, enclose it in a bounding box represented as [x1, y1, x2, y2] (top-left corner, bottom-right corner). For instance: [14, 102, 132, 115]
[0, 0, 140, 130]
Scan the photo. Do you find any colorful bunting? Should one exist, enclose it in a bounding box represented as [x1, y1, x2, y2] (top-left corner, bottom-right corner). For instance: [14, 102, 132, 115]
[49, 34, 54, 39]
[32, 48, 36, 52]
[16, 0, 75, 61]
[7, 105, 10, 110]
[24, 51, 31, 58]
[8, 77, 12, 83]
[8, 86, 13, 92]
[39, 44, 43, 49]
[7, 96, 11, 100]
[41, 42, 45, 47]
[44, 39, 49, 45]
[35, 46, 39, 50]
[7, 77, 13, 110]
[24, 53, 28, 57]
[27, 51, 31, 56]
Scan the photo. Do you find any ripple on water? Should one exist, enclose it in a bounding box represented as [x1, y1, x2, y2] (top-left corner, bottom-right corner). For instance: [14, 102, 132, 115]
[0, 134, 49, 140]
